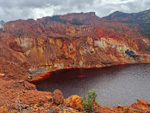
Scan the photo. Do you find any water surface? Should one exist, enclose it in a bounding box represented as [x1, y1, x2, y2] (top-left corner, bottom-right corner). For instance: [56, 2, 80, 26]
[33, 64, 150, 107]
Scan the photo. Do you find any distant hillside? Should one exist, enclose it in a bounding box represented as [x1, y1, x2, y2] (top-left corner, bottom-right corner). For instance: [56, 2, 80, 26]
[102, 9, 150, 37]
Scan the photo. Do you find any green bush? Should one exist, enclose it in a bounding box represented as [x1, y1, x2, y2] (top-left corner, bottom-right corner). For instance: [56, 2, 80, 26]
[69, 19, 83, 25]
[82, 89, 99, 113]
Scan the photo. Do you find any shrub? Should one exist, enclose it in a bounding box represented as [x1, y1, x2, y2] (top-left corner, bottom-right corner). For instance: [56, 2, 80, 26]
[69, 19, 83, 25]
[50, 15, 67, 24]
[82, 89, 99, 113]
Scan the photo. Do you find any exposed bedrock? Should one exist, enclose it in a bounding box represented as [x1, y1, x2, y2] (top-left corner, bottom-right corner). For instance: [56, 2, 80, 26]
[0, 11, 150, 81]
[0, 36, 150, 81]
[0, 10, 150, 112]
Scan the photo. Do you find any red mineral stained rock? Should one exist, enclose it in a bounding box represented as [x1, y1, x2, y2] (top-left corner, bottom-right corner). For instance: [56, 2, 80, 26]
[0, 11, 150, 81]
[52, 89, 64, 105]
[0, 10, 150, 112]
[131, 99, 150, 111]
[65, 95, 84, 111]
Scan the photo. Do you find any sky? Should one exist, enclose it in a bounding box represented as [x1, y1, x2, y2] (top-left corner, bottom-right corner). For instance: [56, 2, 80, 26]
[0, 0, 150, 22]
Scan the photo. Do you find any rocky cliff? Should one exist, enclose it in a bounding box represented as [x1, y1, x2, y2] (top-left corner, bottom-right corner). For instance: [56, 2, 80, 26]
[0, 10, 150, 112]
[0, 10, 150, 81]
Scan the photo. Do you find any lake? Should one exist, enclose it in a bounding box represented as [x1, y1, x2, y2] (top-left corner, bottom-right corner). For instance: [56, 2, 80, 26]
[33, 64, 150, 107]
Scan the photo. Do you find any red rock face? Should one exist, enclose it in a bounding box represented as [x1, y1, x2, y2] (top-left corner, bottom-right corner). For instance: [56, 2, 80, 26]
[0, 10, 150, 112]
[0, 11, 150, 81]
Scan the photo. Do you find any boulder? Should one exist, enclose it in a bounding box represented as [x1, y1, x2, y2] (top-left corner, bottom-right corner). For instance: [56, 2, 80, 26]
[52, 89, 64, 105]
[65, 95, 84, 111]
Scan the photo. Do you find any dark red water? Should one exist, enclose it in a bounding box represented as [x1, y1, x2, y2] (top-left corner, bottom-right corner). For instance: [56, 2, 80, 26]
[33, 64, 150, 107]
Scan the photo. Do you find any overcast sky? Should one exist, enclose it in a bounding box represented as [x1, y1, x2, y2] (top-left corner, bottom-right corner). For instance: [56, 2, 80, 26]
[0, 0, 150, 22]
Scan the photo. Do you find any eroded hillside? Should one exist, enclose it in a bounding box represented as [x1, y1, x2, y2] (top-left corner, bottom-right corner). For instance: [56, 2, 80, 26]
[0, 11, 150, 81]
[0, 10, 150, 112]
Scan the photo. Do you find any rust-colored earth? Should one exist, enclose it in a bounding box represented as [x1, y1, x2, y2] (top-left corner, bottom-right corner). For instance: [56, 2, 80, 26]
[0, 9, 150, 112]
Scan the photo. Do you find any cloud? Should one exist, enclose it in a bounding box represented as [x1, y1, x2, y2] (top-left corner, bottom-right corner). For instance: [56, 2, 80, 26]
[31, 5, 55, 19]
[0, 0, 150, 22]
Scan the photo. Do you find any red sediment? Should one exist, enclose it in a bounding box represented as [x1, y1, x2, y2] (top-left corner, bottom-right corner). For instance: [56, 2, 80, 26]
[30, 63, 134, 82]
[77, 75, 86, 78]
[30, 72, 52, 82]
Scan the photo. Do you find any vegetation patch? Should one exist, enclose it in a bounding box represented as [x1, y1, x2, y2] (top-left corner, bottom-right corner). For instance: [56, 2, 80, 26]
[81, 89, 99, 113]
[50, 15, 83, 25]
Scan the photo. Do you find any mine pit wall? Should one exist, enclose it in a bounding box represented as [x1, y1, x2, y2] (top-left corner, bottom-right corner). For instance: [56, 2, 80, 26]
[1, 36, 150, 81]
